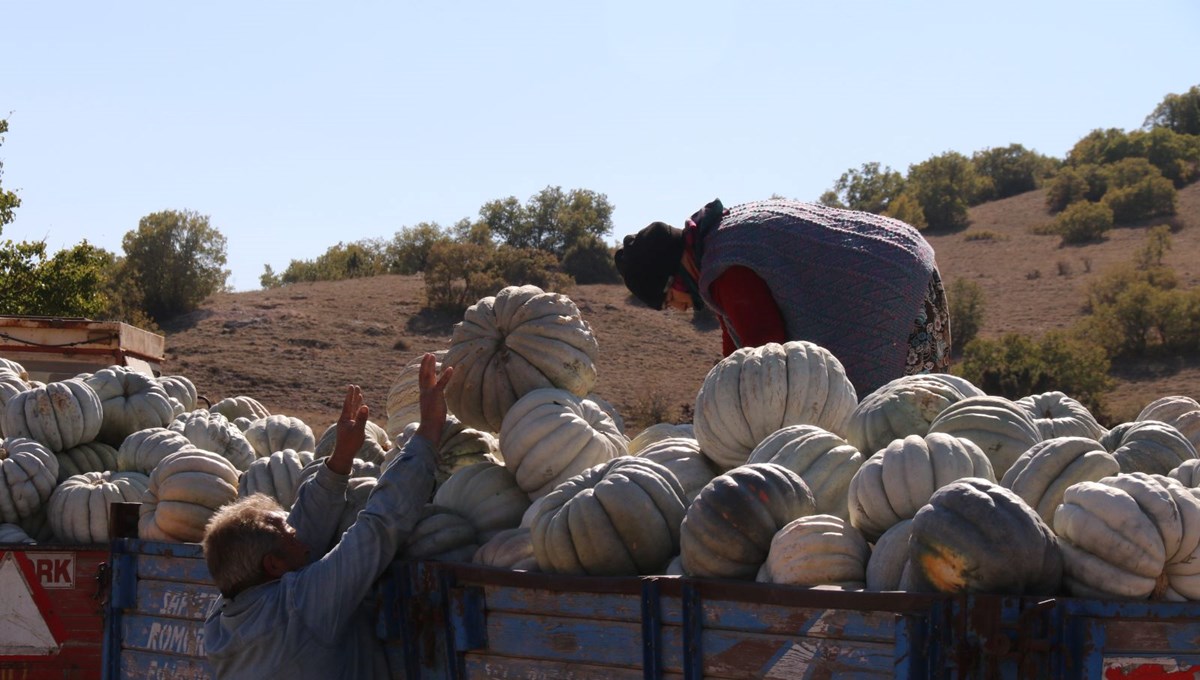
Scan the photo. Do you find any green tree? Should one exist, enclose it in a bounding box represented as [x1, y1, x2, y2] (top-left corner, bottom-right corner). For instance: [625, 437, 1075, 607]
[906, 152, 989, 231]
[883, 192, 927, 230]
[1045, 166, 1093, 213]
[0, 239, 113, 317]
[386, 222, 452, 275]
[948, 278, 985, 350]
[122, 209, 229, 321]
[1135, 225, 1173, 270]
[818, 162, 905, 214]
[480, 186, 614, 256]
[972, 144, 1058, 201]
[1052, 201, 1114, 245]
[1144, 84, 1200, 136]
[0, 118, 19, 230]
[1067, 128, 1134, 167]
[562, 234, 621, 284]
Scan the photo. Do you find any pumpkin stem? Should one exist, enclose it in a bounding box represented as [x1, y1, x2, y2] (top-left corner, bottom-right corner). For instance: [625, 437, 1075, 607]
[1152, 570, 1170, 600]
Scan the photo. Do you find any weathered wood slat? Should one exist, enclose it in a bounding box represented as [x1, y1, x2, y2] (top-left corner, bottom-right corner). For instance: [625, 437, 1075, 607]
[479, 583, 643, 621]
[136, 553, 212, 584]
[463, 654, 681, 679]
[659, 598, 897, 641]
[480, 611, 644, 666]
[120, 613, 207, 657]
[659, 626, 896, 678]
[119, 648, 214, 680]
[135, 578, 220, 620]
[1097, 618, 1200, 653]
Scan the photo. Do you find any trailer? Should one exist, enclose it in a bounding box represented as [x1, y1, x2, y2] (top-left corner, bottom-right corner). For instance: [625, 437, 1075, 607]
[0, 315, 165, 382]
[96, 526, 1200, 680]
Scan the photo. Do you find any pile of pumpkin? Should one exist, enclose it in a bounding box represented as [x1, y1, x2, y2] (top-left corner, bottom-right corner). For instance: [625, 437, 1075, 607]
[4, 284, 1200, 602]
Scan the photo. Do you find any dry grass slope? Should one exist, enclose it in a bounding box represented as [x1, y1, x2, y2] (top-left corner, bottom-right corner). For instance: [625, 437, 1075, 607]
[162, 183, 1200, 434]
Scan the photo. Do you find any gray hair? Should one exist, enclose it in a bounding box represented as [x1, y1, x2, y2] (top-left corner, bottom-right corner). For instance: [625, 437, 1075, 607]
[202, 494, 287, 597]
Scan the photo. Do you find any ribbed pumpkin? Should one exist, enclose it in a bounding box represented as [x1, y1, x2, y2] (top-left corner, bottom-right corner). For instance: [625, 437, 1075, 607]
[48, 471, 150, 544]
[433, 462, 530, 542]
[0, 522, 35, 544]
[1000, 436, 1121, 525]
[388, 415, 502, 485]
[3, 379, 102, 452]
[910, 477, 1062, 595]
[158, 375, 198, 414]
[865, 519, 914, 592]
[530, 456, 687, 576]
[1169, 459, 1200, 488]
[238, 449, 315, 509]
[315, 420, 390, 465]
[84, 367, 175, 446]
[848, 432, 994, 542]
[1055, 473, 1200, 600]
[499, 388, 627, 499]
[627, 423, 695, 455]
[444, 285, 600, 433]
[679, 463, 816, 580]
[296, 457, 381, 493]
[586, 393, 626, 435]
[244, 415, 316, 457]
[0, 437, 59, 524]
[757, 514, 870, 588]
[169, 410, 257, 471]
[846, 373, 985, 457]
[117, 427, 196, 475]
[0, 358, 27, 380]
[209, 395, 271, 422]
[385, 351, 446, 440]
[693, 341, 858, 471]
[747, 424, 864, 519]
[55, 441, 119, 482]
[1101, 420, 1198, 475]
[926, 395, 1042, 479]
[18, 507, 54, 542]
[473, 527, 538, 571]
[138, 448, 240, 543]
[1015, 391, 1107, 441]
[1138, 396, 1200, 452]
[635, 437, 717, 503]
[403, 505, 479, 562]
[0, 367, 30, 437]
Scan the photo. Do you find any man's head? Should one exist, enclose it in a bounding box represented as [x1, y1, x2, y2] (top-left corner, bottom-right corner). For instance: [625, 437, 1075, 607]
[613, 221, 685, 310]
[202, 494, 311, 598]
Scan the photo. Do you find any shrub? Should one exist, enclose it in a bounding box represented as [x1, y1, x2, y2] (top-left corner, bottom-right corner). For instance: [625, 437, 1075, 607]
[957, 331, 1112, 422]
[1045, 167, 1092, 213]
[948, 278, 985, 350]
[1053, 201, 1113, 245]
[562, 234, 621, 284]
[963, 230, 1008, 242]
[883, 192, 927, 230]
[424, 242, 573, 313]
[1102, 176, 1177, 223]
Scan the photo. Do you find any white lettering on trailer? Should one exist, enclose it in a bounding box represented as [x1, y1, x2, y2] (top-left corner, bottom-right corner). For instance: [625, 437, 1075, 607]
[146, 621, 205, 656]
[24, 552, 75, 589]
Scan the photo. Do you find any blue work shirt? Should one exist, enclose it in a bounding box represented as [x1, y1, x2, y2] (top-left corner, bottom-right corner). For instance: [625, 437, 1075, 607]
[204, 436, 436, 679]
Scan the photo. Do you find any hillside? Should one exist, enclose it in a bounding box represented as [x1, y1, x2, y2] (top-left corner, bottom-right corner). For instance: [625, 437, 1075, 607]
[162, 183, 1200, 434]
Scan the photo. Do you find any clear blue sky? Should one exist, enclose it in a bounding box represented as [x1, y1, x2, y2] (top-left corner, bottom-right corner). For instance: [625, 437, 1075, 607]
[3, 1, 1198, 291]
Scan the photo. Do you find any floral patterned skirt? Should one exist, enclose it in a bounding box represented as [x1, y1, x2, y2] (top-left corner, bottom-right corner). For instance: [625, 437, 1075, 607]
[905, 269, 952, 375]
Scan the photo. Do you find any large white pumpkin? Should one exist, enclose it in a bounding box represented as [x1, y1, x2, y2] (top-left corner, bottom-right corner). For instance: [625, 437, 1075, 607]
[693, 341, 858, 472]
[845, 373, 985, 457]
[138, 448, 240, 543]
[926, 395, 1043, 479]
[1015, 391, 1107, 441]
[627, 422, 695, 456]
[3, 379, 102, 452]
[499, 388, 627, 499]
[0, 437, 60, 524]
[635, 437, 717, 503]
[403, 505, 478, 562]
[432, 461, 530, 542]
[746, 424, 864, 519]
[1000, 436, 1121, 525]
[238, 449, 315, 509]
[117, 428, 196, 475]
[315, 420, 390, 465]
[244, 415, 316, 457]
[0, 367, 31, 437]
[169, 410, 257, 471]
[56, 441, 119, 482]
[209, 395, 271, 422]
[444, 285, 600, 433]
[387, 415, 502, 486]
[385, 351, 446, 441]
[1055, 473, 1200, 600]
[158, 375, 198, 414]
[473, 527, 538, 571]
[48, 471, 150, 544]
[84, 367, 175, 446]
[1138, 396, 1200, 453]
[847, 432, 994, 542]
[756, 514, 869, 588]
[1101, 420, 1198, 476]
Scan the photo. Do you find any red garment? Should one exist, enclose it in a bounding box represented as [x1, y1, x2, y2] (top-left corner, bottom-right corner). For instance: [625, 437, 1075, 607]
[707, 265, 787, 356]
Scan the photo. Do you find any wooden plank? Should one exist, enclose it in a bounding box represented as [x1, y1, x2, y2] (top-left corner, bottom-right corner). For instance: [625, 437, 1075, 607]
[119, 649, 214, 680]
[658, 597, 897, 642]
[136, 554, 212, 584]
[480, 583, 643, 621]
[464, 654, 679, 679]
[660, 626, 896, 678]
[1096, 618, 1200, 654]
[479, 612, 644, 667]
[120, 613, 207, 657]
[135, 579, 220, 621]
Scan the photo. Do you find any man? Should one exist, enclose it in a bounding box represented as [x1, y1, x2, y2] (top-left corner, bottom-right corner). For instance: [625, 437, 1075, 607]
[614, 198, 950, 397]
[201, 353, 452, 679]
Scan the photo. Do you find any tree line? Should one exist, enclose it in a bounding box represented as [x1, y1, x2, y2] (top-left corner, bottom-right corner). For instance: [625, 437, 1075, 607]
[1, 85, 1197, 327]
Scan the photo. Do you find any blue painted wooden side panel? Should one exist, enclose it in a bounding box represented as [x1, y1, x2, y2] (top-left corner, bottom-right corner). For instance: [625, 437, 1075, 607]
[1061, 600, 1200, 679]
[104, 539, 217, 680]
